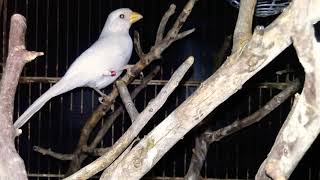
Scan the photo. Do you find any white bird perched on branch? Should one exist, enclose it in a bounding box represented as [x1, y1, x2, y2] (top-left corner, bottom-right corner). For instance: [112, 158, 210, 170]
[14, 8, 143, 129]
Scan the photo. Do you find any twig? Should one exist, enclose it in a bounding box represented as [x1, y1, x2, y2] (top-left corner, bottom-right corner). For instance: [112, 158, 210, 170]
[33, 146, 74, 160]
[155, 4, 176, 45]
[116, 80, 139, 121]
[185, 79, 300, 180]
[133, 31, 144, 58]
[66, 0, 196, 175]
[0, 14, 43, 180]
[90, 67, 160, 149]
[65, 56, 194, 180]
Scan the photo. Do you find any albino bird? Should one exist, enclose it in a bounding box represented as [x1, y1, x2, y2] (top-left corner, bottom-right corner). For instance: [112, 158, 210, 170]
[14, 8, 143, 129]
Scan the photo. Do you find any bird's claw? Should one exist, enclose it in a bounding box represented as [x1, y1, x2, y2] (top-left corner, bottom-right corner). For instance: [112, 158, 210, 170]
[98, 95, 112, 105]
[98, 95, 115, 111]
[139, 72, 144, 79]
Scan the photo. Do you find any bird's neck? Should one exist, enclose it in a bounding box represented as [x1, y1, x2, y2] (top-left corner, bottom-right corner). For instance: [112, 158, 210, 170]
[100, 20, 130, 37]
[99, 30, 129, 40]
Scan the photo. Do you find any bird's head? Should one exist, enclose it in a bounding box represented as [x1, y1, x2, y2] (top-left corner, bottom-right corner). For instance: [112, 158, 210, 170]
[102, 8, 143, 34]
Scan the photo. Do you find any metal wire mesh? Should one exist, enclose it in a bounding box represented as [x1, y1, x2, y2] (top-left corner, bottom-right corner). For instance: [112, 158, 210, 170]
[225, 0, 291, 17]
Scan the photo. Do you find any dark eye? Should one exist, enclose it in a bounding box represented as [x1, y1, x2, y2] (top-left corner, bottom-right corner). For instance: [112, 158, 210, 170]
[119, 14, 125, 19]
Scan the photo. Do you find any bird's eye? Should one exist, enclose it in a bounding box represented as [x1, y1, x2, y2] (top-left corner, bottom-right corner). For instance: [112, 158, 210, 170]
[119, 14, 125, 19]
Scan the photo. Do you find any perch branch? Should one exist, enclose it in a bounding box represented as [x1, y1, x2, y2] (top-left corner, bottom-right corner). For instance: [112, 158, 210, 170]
[66, 0, 196, 175]
[65, 56, 194, 180]
[33, 146, 74, 160]
[0, 14, 43, 180]
[35, 67, 159, 173]
[107, 0, 320, 179]
[37, 67, 158, 174]
[116, 80, 139, 121]
[256, 0, 320, 179]
[185, 79, 300, 180]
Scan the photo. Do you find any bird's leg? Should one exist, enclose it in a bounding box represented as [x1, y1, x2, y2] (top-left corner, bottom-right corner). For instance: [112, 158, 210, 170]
[93, 88, 113, 108]
[93, 88, 106, 97]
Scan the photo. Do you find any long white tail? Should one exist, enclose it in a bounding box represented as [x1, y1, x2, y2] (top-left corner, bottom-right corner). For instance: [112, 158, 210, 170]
[14, 79, 73, 129]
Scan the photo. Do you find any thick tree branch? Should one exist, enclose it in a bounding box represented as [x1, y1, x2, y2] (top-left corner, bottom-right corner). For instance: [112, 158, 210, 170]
[256, 0, 320, 179]
[0, 14, 43, 180]
[185, 79, 300, 180]
[100, 138, 140, 179]
[66, 0, 197, 175]
[116, 80, 139, 121]
[107, 0, 320, 178]
[65, 56, 194, 180]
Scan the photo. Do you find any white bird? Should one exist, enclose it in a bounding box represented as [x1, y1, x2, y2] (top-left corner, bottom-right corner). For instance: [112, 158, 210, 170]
[14, 8, 143, 129]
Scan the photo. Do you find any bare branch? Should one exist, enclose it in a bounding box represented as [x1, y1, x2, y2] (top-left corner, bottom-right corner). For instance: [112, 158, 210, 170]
[100, 138, 140, 179]
[175, 28, 196, 41]
[33, 146, 74, 161]
[185, 79, 300, 179]
[133, 31, 144, 58]
[65, 67, 160, 175]
[155, 4, 176, 44]
[256, 0, 320, 178]
[232, 0, 257, 53]
[65, 56, 194, 180]
[91, 67, 160, 149]
[116, 80, 139, 121]
[0, 14, 43, 180]
[167, 0, 198, 38]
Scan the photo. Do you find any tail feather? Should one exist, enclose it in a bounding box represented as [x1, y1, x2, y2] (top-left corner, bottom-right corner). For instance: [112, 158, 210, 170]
[14, 80, 70, 129]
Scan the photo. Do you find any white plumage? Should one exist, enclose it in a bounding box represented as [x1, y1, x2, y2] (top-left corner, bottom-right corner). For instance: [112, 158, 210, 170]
[14, 8, 143, 129]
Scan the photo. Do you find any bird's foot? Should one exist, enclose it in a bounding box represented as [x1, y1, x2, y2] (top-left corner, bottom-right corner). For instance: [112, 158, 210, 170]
[139, 71, 144, 79]
[123, 65, 135, 76]
[98, 95, 115, 111]
[98, 95, 112, 104]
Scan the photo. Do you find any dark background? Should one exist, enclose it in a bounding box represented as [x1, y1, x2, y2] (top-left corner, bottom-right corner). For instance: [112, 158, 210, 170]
[1, 0, 319, 179]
